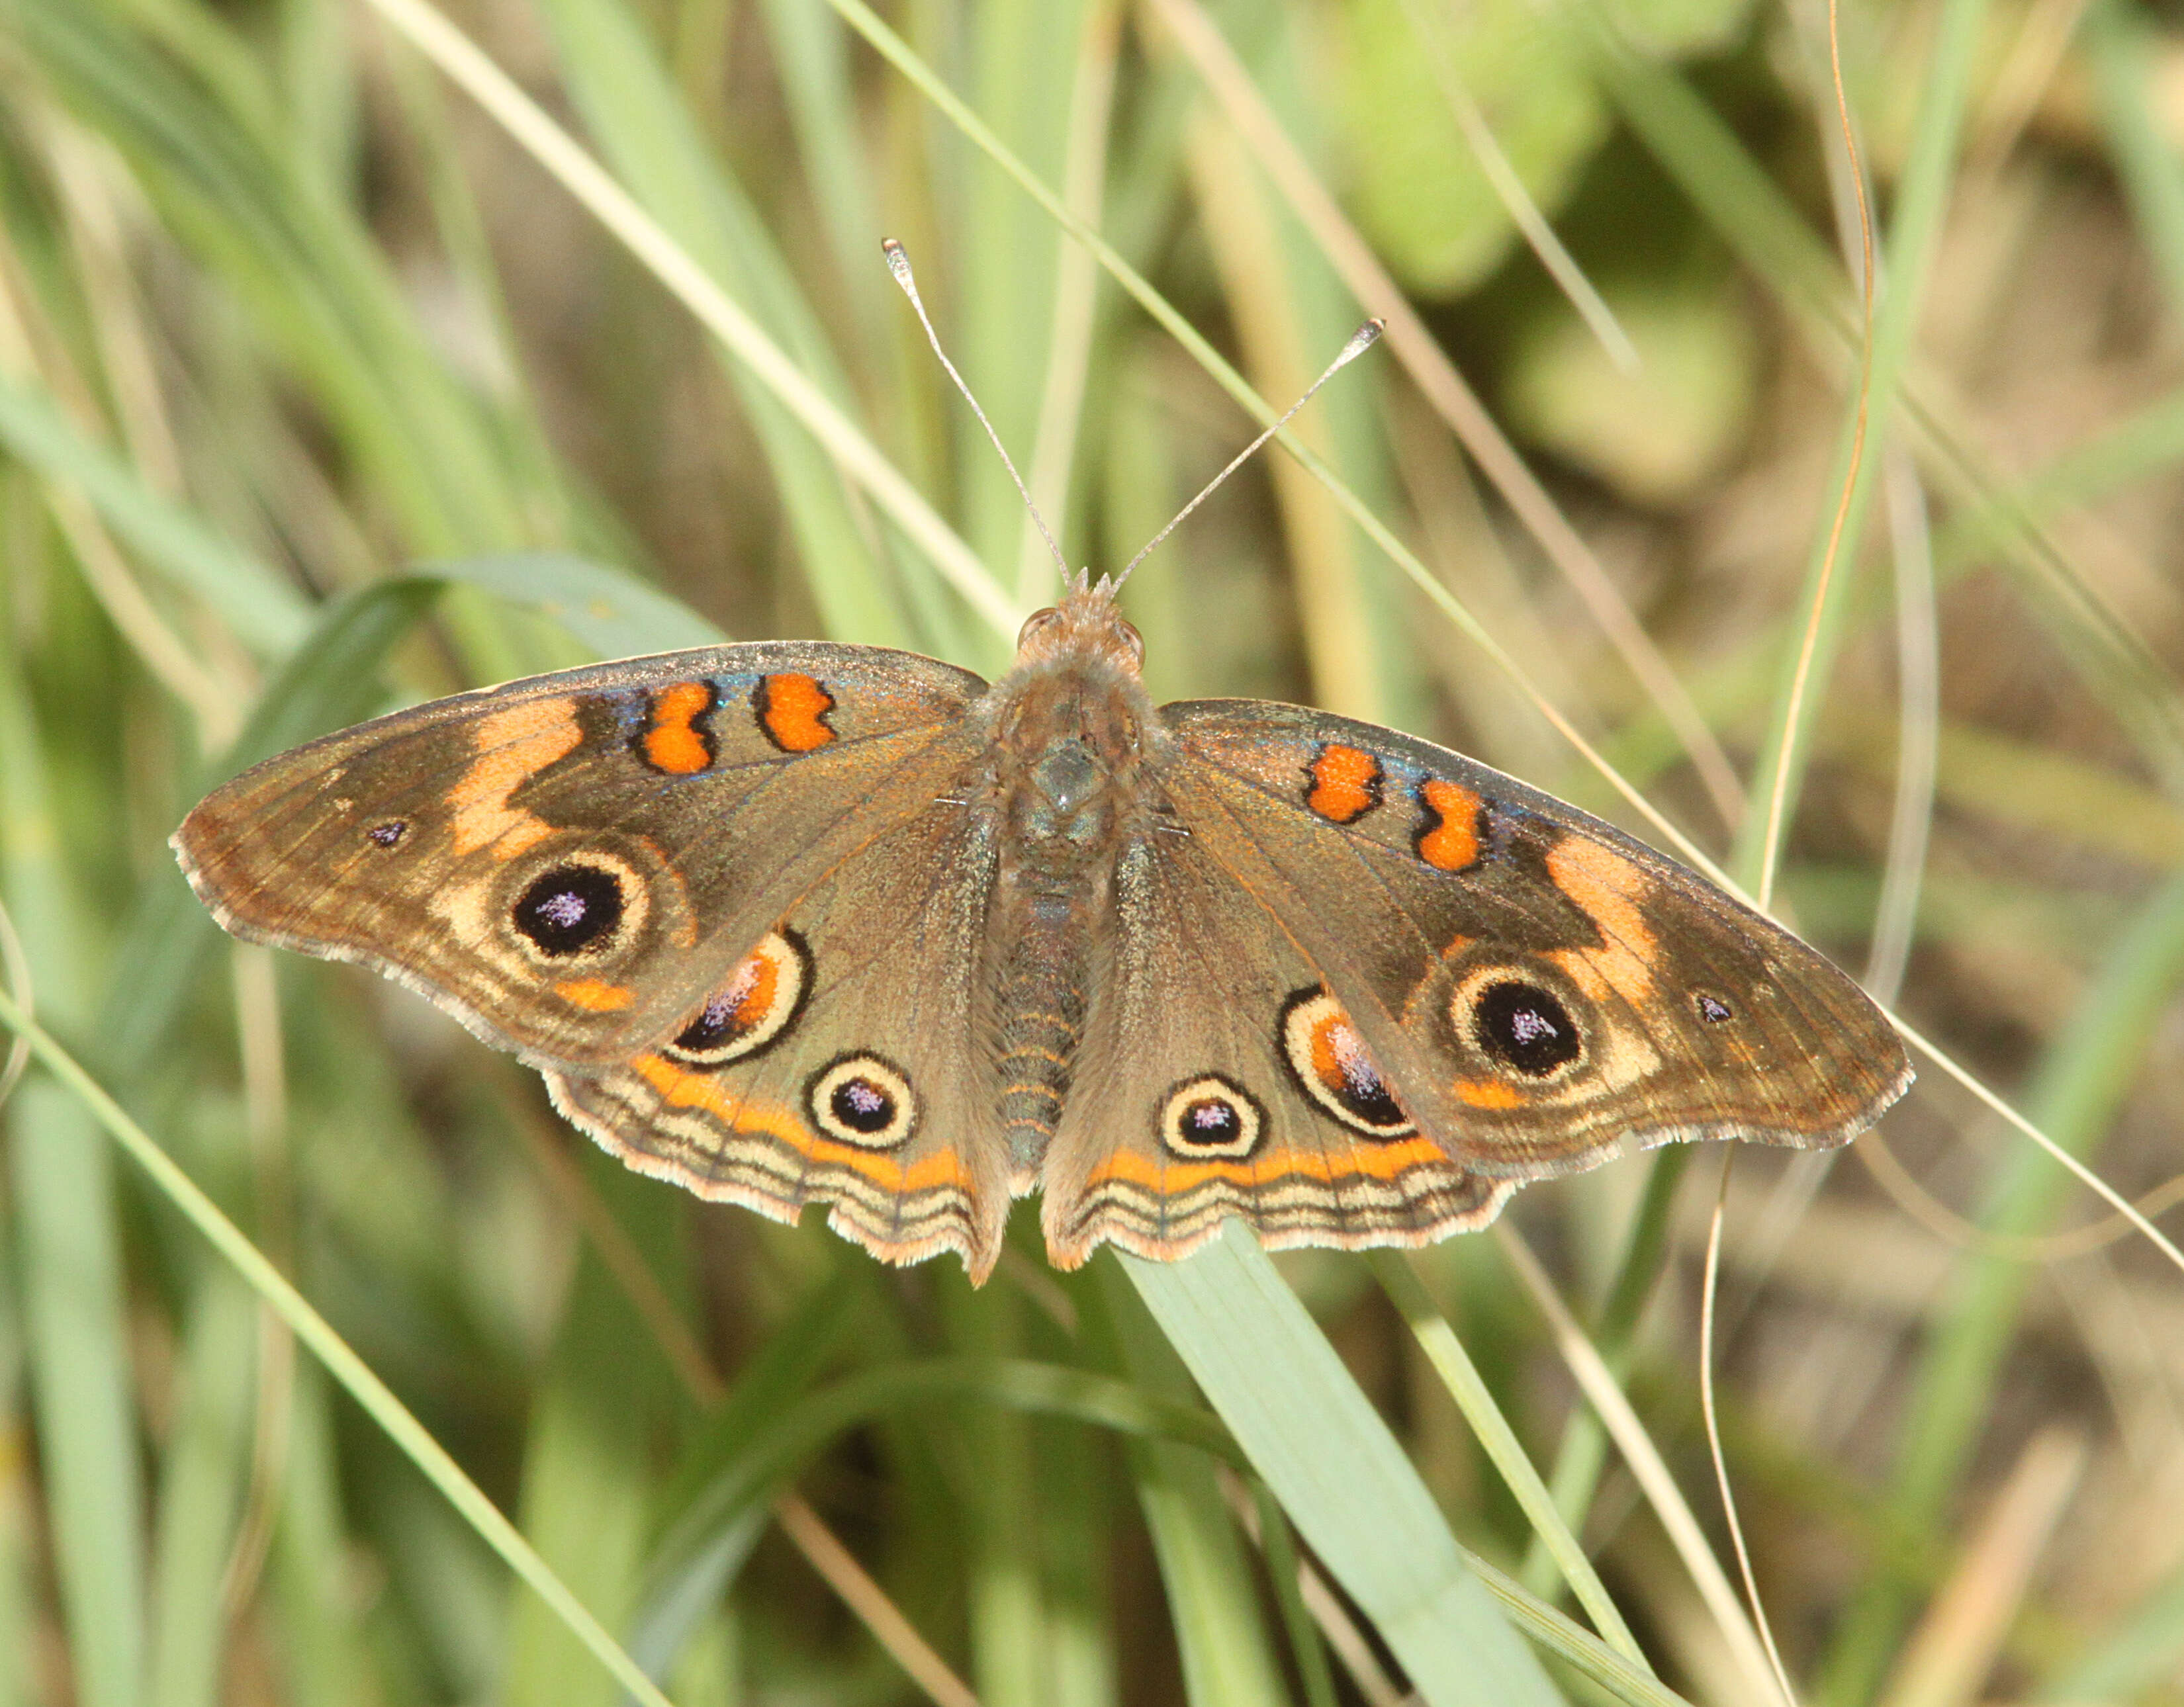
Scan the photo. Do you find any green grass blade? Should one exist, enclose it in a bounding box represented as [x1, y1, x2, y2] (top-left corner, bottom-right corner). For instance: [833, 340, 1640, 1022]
[146, 1274, 257, 1707]
[0, 1247, 34, 1707]
[2084, 0, 2184, 320]
[420, 553, 729, 656]
[525, 0, 907, 650]
[1372, 1253, 1647, 1670]
[1819, 867, 2184, 1705]
[1735, 0, 1988, 895]
[0, 664, 145, 1707]
[0, 996, 688, 1707]
[1089, 1266, 1295, 1707]
[506, 1181, 686, 1707]
[1126, 1228, 1561, 1707]
[0, 372, 310, 656]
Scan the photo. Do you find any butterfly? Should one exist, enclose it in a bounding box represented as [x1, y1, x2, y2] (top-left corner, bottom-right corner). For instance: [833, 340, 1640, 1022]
[173, 568, 1911, 1283]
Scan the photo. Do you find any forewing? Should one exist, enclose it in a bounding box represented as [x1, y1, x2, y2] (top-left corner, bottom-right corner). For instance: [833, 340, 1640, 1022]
[175, 642, 988, 1067]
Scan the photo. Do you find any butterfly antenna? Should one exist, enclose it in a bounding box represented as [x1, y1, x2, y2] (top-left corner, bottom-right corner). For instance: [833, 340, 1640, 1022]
[884, 238, 1071, 590]
[1113, 319, 1383, 591]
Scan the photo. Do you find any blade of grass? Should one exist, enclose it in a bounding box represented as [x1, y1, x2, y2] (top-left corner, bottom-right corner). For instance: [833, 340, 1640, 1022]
[0, 371, 309, 656]
[1125, 1227, 1561, 1707]
[1495, 1223, 1782, 1706]
[1739, 0, 1985, 900]
[0, 659, 144, 1707]
[1087, 1265, 1295, 1707]
[0, 1247, 33, 1707]
[147, 1275, 257, 1707]
[0, 994, 687, 1707]
[506, 1174, 686, 1707]
[1371, 1252, 1649, 1671]
[1818, 867, 2184, 1703]
[267, 1361, 384, 1707]
[523, 0, 911, 651]
[956, 0, 1086, 613]
[354, 0, 1019, 644]
[2083, 0, 2184, 322]
[1142, 0, 1743, 830]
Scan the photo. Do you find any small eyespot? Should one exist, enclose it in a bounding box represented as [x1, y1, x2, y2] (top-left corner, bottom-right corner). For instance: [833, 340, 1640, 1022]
[1470, 980, 1582, 1078]
[666, 931, 810, 1067]
[1696, 992, 1734, 1024]
[512, 863, 625, 957]
[367, 820, 408, 848]
[1159, 1075, 1265, 1160]
[807, 1054, 917, 1148]
[1280, 990, 1414, 1137]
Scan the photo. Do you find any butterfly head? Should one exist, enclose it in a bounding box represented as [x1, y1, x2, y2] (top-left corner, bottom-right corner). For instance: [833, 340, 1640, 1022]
[1013, 571, 1145, 677]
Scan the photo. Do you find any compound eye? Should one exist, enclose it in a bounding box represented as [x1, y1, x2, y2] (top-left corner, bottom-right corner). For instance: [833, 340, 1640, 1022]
[1016, 607, 1063, 649]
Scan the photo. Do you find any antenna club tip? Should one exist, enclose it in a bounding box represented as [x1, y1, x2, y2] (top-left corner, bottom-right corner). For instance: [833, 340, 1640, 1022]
[882, 238, 913, 283]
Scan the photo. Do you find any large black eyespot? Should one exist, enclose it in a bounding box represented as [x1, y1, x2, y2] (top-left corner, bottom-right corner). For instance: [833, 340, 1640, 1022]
[1473, 981, 1581, 1077]
[512, 863, 625, 957]
[807, 1054, 918, 1148]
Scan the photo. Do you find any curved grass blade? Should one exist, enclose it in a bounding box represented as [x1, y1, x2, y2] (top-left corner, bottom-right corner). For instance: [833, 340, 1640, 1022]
[0, 664, 144, 1707]
[523, 0, 909, 651]
[1819, 866, 2184, 1704]
[1126, 1227, 1560, 1707]
[0, 997, 686, 1707]
[630, 1358, 1234, 1684]
[0, 372, 309, 658]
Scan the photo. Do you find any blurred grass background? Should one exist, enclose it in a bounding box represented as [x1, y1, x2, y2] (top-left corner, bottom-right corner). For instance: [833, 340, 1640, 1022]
[3, 0, 2184, 1702]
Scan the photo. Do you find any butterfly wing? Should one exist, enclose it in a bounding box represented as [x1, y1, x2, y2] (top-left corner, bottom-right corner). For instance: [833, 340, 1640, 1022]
[1040, 820, 1512, 1268]
[545, 792, 1013, 1278]
[175, 643, 989, 1069]
[1123, 700, 1909, 1184]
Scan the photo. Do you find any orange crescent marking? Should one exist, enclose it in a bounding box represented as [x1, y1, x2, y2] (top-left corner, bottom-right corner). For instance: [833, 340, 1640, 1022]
[1416, 778, 1482, 870]
[642, 681, 715, 775]
[1453, 1078, 1524, 1110]
[1085, 1136, 1446, 1192]
[634, 1053, 969, 1190]
[758, 674, 837, 752]
[449, 698, 583, 857]
[1305, 744, 1381, 824]
[555, 978, 634, 1012]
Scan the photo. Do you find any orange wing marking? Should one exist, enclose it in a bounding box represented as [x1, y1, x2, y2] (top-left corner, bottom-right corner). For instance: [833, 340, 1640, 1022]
[641, 681, 717, 775]
[755, 674, 837, 753]
[634, 1054, 969, 1191]
[1304, 744, 1383, 824]
[1543, 837, 1657, 1007]
[1453, 1078, 1524, 1110]
[555, 978, 633, 1012]
[1416, 779, 1482, 870]
[449, 699, 582, 857]
[1085, 1136, 1445, 1193]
